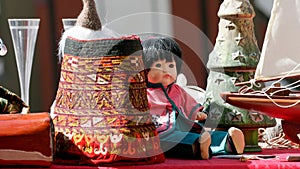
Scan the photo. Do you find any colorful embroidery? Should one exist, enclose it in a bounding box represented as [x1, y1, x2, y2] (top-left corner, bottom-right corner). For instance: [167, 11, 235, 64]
[52, 36, 164, 165]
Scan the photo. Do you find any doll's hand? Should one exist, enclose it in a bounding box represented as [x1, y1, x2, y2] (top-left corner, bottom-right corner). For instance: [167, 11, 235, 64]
[196, 112, 207, 121]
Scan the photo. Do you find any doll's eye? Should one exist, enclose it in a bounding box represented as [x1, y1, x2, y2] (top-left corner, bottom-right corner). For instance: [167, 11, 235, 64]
[169, 64, 175, 68]
[155, 63, 162, 68]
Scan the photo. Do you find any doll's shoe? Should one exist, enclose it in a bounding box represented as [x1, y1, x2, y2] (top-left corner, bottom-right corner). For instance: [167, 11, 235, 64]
[228, 127, 245, 154]
[199, 131, 211, 159]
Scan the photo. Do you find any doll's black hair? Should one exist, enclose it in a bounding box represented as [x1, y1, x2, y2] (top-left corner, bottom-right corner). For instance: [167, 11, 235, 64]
[142, 36, 182, 74]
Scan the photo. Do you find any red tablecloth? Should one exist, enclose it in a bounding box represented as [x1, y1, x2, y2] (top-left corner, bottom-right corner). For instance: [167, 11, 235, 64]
[2, 149, 300, 169]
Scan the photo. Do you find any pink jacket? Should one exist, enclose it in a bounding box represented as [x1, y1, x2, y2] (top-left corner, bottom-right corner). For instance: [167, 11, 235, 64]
[147, 83, 204, 133]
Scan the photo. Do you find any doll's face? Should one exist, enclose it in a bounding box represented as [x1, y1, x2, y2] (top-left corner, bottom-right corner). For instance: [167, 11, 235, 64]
[148, 58, 177, 87]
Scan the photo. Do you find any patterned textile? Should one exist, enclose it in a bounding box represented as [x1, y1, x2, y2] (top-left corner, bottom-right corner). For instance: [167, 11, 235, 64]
[52, 36, 165, 165]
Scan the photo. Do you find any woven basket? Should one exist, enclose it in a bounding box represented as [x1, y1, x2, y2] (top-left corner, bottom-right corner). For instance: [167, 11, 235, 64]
[51, 35, 164, 165]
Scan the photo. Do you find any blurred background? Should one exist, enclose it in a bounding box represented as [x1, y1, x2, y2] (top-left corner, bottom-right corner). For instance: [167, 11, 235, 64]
[0, 0, 273, 112]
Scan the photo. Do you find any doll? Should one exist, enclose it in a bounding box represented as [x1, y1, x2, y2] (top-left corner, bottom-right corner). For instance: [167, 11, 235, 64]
[142, 36, 245, 159]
